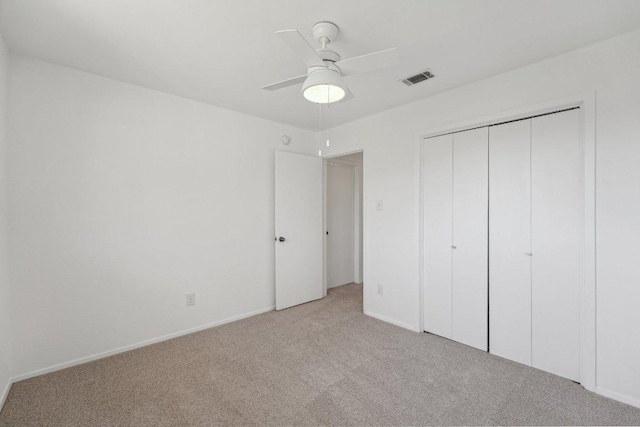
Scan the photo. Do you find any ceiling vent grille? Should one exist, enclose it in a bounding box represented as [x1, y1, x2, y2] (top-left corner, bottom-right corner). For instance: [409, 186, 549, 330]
[400, 69, 435, 86]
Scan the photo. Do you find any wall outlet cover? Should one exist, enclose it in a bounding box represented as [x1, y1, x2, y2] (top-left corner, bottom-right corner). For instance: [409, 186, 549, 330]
[186, 293, 196, 306]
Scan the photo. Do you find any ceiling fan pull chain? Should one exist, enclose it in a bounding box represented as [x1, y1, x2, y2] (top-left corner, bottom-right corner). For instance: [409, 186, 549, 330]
[326, 97, 330, 147]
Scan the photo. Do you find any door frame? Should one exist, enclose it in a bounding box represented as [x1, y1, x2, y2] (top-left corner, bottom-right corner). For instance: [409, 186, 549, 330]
[416, 91, 596, 392]
[323, 151, 365, 306]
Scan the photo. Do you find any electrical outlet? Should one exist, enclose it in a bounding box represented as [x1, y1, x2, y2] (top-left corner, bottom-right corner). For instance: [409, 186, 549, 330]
[186, 293, 196, 306]
[377, 284, 384, 295]
[376, 200, 383, 211]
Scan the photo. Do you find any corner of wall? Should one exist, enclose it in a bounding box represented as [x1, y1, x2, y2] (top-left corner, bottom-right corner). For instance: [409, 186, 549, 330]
[0, 30, 14, 413]
[364, 309, 420, 333]
[0, 381, 11, 414]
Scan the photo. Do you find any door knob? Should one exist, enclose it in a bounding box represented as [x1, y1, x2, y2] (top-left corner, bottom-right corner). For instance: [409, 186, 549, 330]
[278, 237, 286, 242]
[451, 246, 457, 249]
[525, 252, 532, 256]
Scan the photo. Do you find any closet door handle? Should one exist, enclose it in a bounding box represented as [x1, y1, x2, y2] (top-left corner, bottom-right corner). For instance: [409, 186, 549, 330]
[451, 246, 457, 249]
[525, 252, 532, 256]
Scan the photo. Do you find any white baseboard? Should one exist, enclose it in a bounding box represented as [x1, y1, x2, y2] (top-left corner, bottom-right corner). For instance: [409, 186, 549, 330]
[596, 386, 640, 409]
[0, 377, 11, 413]
[364, 310, 420, 332]
[12, 305, 275, 383]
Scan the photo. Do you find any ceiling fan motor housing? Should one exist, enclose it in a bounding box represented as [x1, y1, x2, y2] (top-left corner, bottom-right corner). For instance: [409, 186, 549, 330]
[312, 21, 339, 45]
[317, 48, 341, 62]
[313, 22, 341, 63]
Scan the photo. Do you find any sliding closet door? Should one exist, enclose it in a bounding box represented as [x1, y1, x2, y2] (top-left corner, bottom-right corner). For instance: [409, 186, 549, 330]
[531, 109, 581, 382]
[489, 119, 532, 366]
[423, 134, 453, 338]
[452, 128, 488, 350]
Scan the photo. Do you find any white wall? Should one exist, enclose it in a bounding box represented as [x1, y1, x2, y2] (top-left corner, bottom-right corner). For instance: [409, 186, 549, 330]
[0, 34, 12, 409]
[7, 55, 317, 379]
[318, 29, 640, 407]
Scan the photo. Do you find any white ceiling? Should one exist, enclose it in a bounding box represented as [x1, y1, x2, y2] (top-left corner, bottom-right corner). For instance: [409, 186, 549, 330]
[1, 0, 640, 130]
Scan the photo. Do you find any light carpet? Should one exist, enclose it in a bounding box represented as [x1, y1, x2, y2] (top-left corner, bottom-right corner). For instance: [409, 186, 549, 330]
[1, 283, 639, 426]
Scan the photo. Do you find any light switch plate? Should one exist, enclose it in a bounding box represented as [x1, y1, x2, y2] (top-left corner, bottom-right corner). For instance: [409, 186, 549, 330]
[186, 293, 196, 306]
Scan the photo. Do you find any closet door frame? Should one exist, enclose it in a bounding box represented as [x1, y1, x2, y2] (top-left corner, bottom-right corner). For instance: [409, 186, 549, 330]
[416, 91, 596, 392]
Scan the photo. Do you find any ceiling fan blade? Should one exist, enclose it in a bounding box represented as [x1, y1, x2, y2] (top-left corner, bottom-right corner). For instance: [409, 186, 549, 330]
[276, 30, 326, 68]
[261, 74, 308, 91]
[335, 48, 398, 76]
[339, 87, 355, 103]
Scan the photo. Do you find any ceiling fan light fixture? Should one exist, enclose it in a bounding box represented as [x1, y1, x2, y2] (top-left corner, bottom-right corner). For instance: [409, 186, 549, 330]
[301, 68, 346, 103]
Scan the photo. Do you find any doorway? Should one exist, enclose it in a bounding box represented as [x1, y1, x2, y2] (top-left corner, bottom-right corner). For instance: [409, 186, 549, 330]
[274, 149, 363, 312]
[324, 152, 363, 295]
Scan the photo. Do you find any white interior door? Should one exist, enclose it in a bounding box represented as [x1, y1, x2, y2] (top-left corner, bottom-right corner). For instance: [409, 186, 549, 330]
[452, 127, 488, 351]
[531, 109, 581, 381]
[489, 119, 532, 366]
[275, 151, 323, 310]
[423, 134, 453, 338]
[327, 163, 355, 288]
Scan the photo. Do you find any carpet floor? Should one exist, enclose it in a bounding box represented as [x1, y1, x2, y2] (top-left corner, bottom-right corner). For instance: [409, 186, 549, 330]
[1, 283, 640, 426]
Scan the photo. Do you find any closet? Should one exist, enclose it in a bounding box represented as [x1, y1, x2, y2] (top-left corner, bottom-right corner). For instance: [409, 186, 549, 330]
[423, 108, 581, 382]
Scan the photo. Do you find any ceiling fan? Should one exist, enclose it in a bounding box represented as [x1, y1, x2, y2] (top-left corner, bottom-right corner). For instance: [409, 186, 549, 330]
[262, 22, 398, 104]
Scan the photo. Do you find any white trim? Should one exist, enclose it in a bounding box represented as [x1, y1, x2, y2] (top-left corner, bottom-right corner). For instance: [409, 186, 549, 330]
[415, 93, 594, 140]
[353, 165, 362, 284]
[415, 91, 597, 392]
[365, 309, 420, 332]
[579, 92, 597, 392]
[0, 377, 11, 412]
[326, 159, 360, 167]
[416, 126, 425, 333]
[322, 159, 328, 297]
[11, 305, 275, 383]
[597, 387, 640, 409]
[362, 150, 368, 314]
[324, 149, 364, 160]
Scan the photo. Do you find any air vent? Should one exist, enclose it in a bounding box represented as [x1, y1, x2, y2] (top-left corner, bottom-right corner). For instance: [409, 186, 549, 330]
[401, 69, 435, 86]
